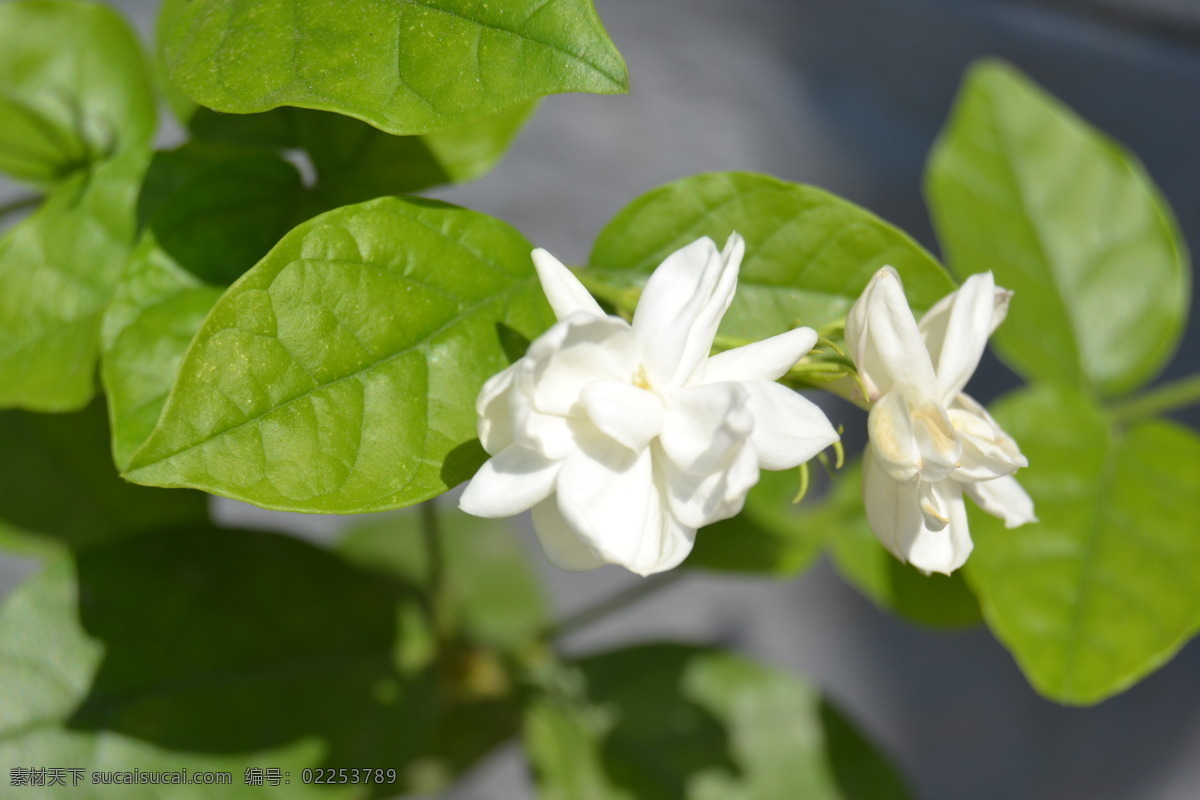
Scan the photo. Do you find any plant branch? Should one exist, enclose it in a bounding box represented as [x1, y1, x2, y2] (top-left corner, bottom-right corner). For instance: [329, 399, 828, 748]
[0, 194, 40, 219]
[540, 570, 688, 641]
[420, 498, 452, 641]
[1109, 373, 1200, 423]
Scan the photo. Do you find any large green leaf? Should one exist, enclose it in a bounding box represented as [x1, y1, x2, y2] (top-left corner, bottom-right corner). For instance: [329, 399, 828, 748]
[525, 644, 912, 800]
[136, 143, 306, 285]
[825, 463, 982, 629]
[102, 145, 307, 468]
[123, 197, 555, 513]
[0, 0, 155, 186]
[0, 399, 207, 553]
[164, 0, 626, 136]
[100, 241, 223, 470]
[340, 505, 546, 649]
[926, 60, 1190, 396]
[0, 152, 148, 411]
[300, 102, 540, 208]
[0, 526, 518, 797]
[189, 102, 539, 205]
[587, 172, 954, 348]
[965, 385, 1200, 704]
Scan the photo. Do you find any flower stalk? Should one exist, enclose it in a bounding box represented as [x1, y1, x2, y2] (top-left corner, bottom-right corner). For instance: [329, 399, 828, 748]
[420, 498, 454, 643]
[1109, 373, 1200, 423]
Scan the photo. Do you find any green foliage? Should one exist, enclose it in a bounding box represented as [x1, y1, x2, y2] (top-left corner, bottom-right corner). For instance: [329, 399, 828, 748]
[0, 1, 157, 412]
[300, 101, 539, 208]
[136, 143, 306, 285]
[0, 526, 520, 797]
[525, 644, 912, 800]
[0, 152, 149, 411]
[1, 0, 1198, 789]
[587, 172, 954, 351]
[123, 197, 556, 513]
[340, 508, 547, 649]
[926, 60, 1190, 396]
[164, 0, 627, 135]
[0, 0, 155, 186]
[100, 241, 223, 470]
[965, 385, 1200, 704]
[189, 102, 539, 207]
[102, 143, 312, 467]
[0, 400, 207, 553]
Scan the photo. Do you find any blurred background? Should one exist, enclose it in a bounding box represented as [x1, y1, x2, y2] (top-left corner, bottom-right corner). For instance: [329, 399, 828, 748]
[2, 0, 1199, 798]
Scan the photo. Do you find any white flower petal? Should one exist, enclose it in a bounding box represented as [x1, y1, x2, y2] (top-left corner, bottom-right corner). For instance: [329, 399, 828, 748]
[702, 326, 819, 383]
[916, 271, 999, 403]
[632, 234, 741, 389]
[863, 452, 973, 575]
[509, 382, 575, 460]
[866, 390, 921, 481]
[531, 248, 605, 320]
[920, 274, 1012, 347]
[551, 444, 696, 575]
[520, 315, 638, 416]
[476, 363, 517, 454]
[845, 266, 937, 401]
[917, 480, 950, 531]
[862, 448, 924, 561]
[663, 440, 758, 529]
[949, 394, 1027, 480]
[554, 443, 656, 569]
[634, 515, 696, 575]
[458, 445, 561, 518]
[659, 382, 753, 476]
[905, 480, 973, 575]
[738, 380, 838, 470]
[908, 398, 962, 482]
[530, 499, 608, 571]
[580, 380, 663, 452]
[963, 474, 1038, 529]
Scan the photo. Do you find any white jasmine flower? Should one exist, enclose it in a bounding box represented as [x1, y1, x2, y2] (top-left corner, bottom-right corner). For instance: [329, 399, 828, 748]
[460, 234, 839, 576]
[846, 266, 1037, 575]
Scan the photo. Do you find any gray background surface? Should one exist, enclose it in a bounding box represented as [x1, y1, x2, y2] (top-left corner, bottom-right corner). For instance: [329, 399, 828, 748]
[2, 1, 1200, 798]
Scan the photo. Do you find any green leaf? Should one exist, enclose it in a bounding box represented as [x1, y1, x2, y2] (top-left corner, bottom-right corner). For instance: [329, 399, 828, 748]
[124, 197, 555, 513]
[965, 385, 1200, 704]
[525, 645, 912, 800]
[301, 102, 540, 207]
[0, 152, 148, 411]
[154, 0, 199, 122]
[687, 469, 826, 577]
[136, 143, 306, 285]
[0, 0, 155, 186]
[340, 505, 546, 649]
[102, 144, 308, 467]
[165, 0, 626, 136]
[190, 102, 538, 204]
[0, 399, 207, 553]
[826, 465, 982, 629]
[587, 172, 954, 351]
[0, 526, 517, 797]
[100, 241, 223, 470]
[925, 60, 1190, 396]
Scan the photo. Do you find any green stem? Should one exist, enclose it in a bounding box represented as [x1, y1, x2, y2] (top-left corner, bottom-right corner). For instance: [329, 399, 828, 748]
[1109, 373, 1200, 422]
[420, 498, 452, 641]
[0, 194, 40, 219]
[540, 570, 687, 641]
